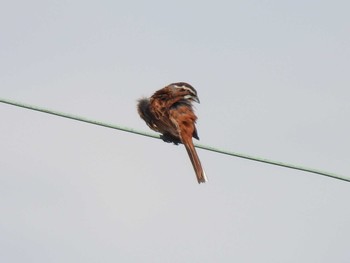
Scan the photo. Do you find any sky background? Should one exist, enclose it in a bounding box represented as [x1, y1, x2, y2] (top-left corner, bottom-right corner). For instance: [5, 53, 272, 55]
[1, 1, 350, 262]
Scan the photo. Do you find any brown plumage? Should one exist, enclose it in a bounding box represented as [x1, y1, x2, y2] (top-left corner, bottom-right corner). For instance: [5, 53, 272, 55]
[137, 82, 207, 184]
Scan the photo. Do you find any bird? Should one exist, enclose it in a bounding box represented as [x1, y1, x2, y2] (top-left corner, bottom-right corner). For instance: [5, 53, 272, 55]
[137, 82, 207, 184]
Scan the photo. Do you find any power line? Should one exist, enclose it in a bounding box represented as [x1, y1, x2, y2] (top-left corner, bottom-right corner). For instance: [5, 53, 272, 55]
[1, 97, 349, 183]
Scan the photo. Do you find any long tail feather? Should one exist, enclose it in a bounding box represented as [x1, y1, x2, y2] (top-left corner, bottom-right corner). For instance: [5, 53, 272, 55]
[183, 140, 208, 184]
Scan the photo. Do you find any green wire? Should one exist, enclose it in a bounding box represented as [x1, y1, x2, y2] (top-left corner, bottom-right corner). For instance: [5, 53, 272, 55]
[1, 97, 349, 182]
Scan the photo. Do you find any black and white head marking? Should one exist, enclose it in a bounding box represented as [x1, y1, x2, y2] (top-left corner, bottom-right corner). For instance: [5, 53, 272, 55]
[169, 82, 199, 103]
[172, 82, 197, 96]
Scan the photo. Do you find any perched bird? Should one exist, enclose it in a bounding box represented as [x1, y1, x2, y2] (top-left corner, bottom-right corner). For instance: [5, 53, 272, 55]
[137, 82, 207, 184]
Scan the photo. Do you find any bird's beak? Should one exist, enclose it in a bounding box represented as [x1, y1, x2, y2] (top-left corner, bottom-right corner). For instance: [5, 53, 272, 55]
[184, 94, 200, 103]
[193, 96, 200, 103]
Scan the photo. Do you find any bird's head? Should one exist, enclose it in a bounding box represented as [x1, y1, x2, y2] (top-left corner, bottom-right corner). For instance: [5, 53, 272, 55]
[167, 82, 200, 103]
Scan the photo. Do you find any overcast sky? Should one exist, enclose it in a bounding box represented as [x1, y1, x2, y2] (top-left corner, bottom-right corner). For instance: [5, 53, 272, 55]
[1, 1, 349, 262]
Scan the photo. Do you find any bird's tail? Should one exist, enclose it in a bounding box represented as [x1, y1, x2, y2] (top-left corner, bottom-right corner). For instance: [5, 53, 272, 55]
[183, 140, 208, 184]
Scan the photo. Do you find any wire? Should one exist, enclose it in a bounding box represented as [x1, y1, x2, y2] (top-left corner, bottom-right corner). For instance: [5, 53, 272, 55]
[1, 97, 349, 182]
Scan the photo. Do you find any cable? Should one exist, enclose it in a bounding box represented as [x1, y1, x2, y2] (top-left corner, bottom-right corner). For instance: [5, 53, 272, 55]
[1, 97, 349, 182]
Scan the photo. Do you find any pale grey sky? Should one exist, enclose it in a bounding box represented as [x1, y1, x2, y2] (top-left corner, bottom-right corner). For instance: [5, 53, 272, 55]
[1, 1, 349, 262]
